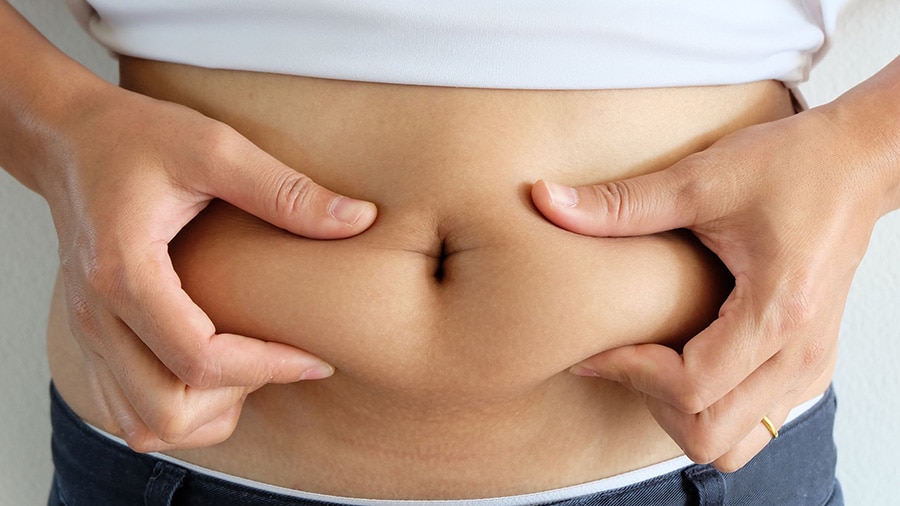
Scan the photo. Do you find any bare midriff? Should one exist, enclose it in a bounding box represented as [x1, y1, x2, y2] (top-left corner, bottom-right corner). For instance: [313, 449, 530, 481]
[47, 58, 802, 499]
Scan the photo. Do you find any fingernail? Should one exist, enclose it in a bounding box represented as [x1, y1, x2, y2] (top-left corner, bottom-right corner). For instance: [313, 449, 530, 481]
[329, 197, 372, 225]
[545, 181, 578, 208]
[569, 365, 599, 377]
[300, 364, 335, 380]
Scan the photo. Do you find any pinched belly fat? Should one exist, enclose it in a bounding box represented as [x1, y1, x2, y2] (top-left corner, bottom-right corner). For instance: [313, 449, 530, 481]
[170, 195, 728, 403]
[48, 61, 797, 498]
[162, 180, 730, 497]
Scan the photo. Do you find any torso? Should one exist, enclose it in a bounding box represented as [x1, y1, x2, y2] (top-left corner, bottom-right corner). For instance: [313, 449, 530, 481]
[47, 59, 820, 499]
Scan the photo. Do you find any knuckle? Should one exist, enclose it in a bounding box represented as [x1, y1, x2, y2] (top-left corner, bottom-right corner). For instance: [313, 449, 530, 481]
[589, 181, 631, 223]
[671, 377, 716, 414]
[800, 337, 828, 371]
[673, 166, 719, 216]
[684, 449, 716, 466]
[775, 283, 816, 334]
[173, 350, 222, 389]
[674, 169, 711, 208]
[274, 172, 317, 217]
[148, 403, 195, 444]
[110, 412, 162, 453]
[82, 247, 126, 301]
[123, 430, 164, 454]
[673, 390, 710, 415]
[714, 454, 749, 473]
[681, 434, 724, 465]
[66, 288, 101, 339]
[192, 122, 246, 184]
[671, 157, 725, 215]
[677, 417, 728, 464]
[198, 122, 241, 161]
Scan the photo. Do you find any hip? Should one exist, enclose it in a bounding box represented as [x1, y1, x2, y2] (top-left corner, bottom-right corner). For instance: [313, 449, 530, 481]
[48, 382, 841, 505]
[47, 65, 802, 497]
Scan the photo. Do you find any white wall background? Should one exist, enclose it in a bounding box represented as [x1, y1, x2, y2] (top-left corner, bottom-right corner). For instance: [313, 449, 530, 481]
[0, 0, 897, 504]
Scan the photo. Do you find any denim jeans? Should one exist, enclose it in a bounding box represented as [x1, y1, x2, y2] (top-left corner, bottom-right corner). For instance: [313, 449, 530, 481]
[48, 383, 841, 506]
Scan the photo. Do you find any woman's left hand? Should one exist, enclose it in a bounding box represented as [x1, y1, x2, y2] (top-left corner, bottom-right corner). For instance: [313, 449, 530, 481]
[531, 97, 897, 471]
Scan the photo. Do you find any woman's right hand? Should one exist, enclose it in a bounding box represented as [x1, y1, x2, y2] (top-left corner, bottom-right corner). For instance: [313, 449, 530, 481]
[40, 85, 377, 452]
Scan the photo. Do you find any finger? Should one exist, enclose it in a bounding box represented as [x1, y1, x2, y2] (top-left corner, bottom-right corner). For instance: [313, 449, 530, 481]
[571, 296, 776, 415]
[641, 352, 795, 467]
[709, 346, 837, 472]
[709, 399, 793, 473]
[92, 314, 254, 449]
[108, 244, 334, 389]
[88, 351, 245, 452]
[204, 132, 377, 239]
[75, 308, 251, 452]
[531, 165, 709, 237]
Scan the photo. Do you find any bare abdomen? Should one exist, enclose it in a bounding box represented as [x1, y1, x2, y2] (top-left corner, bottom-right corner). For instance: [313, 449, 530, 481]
[47, 61, 795, 498]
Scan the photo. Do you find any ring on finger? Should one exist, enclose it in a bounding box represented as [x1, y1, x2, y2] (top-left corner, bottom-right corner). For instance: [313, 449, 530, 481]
[761, 416, 779, 439]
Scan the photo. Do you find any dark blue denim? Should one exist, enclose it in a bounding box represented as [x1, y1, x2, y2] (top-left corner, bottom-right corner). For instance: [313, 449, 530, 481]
[48, 383, 841, 506]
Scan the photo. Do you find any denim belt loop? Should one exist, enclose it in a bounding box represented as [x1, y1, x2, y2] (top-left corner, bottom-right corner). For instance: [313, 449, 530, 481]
[145, 460, 188, 506]
[682, 465, 727, 506]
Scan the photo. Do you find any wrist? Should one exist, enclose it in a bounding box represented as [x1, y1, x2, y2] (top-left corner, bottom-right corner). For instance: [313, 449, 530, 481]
[0, 0, 120, 196]
[6, 69, 121, 197]
[813, 60, 900, 217]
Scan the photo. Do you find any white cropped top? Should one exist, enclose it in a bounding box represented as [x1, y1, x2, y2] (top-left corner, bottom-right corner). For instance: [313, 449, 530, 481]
[66, 0, 850, 90]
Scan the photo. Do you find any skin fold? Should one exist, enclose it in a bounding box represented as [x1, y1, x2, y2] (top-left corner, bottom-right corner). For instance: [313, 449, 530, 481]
[1, 0, 899, 498]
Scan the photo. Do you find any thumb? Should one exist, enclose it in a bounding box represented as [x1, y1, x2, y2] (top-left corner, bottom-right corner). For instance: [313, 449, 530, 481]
[208, 140, 377, 240]
[531, 166, 701, 237]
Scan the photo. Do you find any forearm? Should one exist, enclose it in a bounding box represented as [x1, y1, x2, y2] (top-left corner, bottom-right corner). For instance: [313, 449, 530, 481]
[814, 55, 900, 216]
[0, 0, 117, 195]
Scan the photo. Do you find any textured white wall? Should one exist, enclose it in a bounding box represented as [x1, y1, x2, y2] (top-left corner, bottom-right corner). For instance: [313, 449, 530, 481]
[0, 0, 897, 504]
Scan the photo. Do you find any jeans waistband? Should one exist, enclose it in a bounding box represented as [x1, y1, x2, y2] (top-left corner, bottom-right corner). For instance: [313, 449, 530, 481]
[48, 383, 841, 506]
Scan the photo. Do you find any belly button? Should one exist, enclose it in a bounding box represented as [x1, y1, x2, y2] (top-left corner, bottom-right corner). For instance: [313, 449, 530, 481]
[433, 240, 447, 283]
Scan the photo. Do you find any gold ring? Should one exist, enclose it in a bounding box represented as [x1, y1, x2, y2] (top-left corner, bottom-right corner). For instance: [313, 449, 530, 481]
[761, 416, 779, 439]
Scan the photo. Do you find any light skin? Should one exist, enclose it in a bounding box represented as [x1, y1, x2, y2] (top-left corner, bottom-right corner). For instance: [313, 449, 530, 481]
[0, 1, 376, 452]
[3, 0, 900, 472]
[534, 55, 900, 471]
